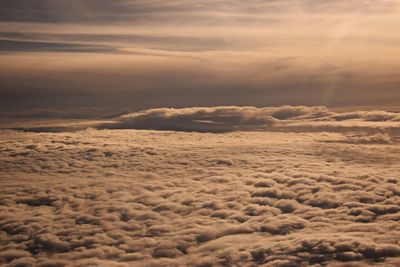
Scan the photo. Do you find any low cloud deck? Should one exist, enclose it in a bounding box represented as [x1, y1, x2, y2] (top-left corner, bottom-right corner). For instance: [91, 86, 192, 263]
[0, 125, 399, 266]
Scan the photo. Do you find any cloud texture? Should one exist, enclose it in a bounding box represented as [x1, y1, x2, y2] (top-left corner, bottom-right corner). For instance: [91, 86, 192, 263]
[0, 114, 399, 265]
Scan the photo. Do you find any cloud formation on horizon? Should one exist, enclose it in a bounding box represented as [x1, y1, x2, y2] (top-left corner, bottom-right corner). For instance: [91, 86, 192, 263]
[3, 106, 399, 136]
[105, 106, 328, 132]
[98, 106, 400, 133]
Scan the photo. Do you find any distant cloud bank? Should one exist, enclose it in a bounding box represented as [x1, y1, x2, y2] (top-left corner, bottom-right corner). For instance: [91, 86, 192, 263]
[105, 106, 328, 132]
[98, 106, 400, 132]
[3, 106, 399, 135]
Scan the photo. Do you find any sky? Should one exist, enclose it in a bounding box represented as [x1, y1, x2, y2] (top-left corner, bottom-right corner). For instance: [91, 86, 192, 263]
[1, 2, 400, 265]
[1, 0, 400, 116]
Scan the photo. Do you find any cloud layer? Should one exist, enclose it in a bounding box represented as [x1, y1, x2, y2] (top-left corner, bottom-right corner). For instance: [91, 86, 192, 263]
[0, 118, 399, 266]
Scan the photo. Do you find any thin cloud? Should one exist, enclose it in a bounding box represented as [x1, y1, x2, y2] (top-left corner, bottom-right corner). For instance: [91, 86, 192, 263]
[0, 39, 120, 53]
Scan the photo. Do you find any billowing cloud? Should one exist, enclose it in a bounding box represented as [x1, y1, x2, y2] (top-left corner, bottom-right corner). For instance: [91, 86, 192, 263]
[102, 106, 329, 132]
[331, 110, 400, 122]
[3, 106, 399, 135]
[96, 106, 400, 133]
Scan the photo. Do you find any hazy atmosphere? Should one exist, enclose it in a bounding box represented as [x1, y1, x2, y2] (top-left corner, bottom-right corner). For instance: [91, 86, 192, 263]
[1, 0, 400, 114]
[0, 1, 399, 267]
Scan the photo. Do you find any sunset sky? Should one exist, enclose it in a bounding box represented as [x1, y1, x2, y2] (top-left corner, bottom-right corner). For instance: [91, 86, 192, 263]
[1, 2, 400, 266]
[1, 0, 400, 114]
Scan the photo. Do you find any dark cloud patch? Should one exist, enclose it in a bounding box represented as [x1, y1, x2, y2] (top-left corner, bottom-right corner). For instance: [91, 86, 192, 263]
[269, 105, 330, 120]
[0, 107, 127, 119]
[0, 32, 233, 52]
[0, 60, 399, 113]
[0, 39, 120, 53]
[0, 0, 133, 23]
[0, 0, 285, 24]
[0, 0, 397, 25]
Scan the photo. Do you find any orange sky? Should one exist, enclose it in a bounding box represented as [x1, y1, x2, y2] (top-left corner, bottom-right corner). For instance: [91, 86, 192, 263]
[0, 0, 399, 114]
